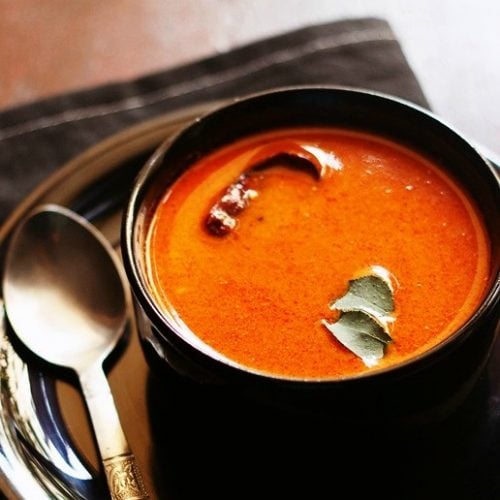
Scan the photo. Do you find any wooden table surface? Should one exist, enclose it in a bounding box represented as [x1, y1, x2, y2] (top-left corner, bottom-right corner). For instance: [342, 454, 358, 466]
[0, 0, 499, 160]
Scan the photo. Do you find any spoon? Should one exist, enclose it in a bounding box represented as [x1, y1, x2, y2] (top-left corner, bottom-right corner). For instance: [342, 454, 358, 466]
[2, 204, 149, 500]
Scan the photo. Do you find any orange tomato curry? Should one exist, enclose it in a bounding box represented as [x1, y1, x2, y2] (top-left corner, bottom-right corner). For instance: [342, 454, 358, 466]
[146, 128, 491, 379]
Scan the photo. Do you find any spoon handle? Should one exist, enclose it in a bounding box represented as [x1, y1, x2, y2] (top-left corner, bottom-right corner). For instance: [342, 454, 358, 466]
[79, 363, 149, 500]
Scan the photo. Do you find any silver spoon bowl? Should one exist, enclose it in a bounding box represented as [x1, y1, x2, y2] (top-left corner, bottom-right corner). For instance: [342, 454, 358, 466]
[2, 204, 149, 500]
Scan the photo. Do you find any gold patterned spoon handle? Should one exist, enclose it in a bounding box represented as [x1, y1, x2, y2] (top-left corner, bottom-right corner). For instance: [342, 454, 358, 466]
[80, 363, 149, 500]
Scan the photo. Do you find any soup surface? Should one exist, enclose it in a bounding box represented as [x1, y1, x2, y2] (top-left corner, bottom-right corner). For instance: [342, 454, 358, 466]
[146, 128, 490, 379]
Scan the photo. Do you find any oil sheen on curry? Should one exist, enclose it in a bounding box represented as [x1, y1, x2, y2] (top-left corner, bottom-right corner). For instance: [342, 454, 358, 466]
[146, 128, 490, 380]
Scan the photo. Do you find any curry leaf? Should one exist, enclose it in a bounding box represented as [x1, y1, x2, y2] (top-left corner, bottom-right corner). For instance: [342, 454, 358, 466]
[323, 272, 395, 367]
[322, 312, 388, 367]
[331, 274, 394, 323]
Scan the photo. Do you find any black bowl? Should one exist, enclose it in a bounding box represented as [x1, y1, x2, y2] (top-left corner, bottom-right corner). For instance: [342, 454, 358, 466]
[121, 86, 500, 429]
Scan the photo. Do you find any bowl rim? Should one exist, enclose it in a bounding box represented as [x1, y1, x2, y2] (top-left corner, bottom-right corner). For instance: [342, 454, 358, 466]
[121, 84, 500, 385]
